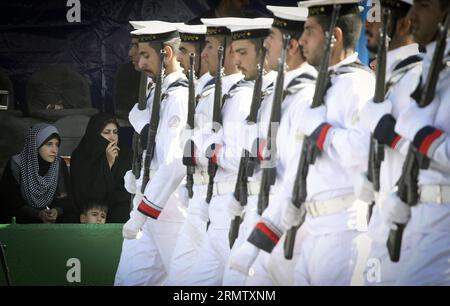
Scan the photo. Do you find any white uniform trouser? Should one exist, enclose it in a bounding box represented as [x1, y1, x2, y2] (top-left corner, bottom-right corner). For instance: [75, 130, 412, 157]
[293, 228, 360, 285]
[362, 202, 412, 286]
[245, 224, 308, 286]
[222, 195, 259, 286]
[114, 193, 185, 286]
[185, 194, 232, 285]
[166, 185, 207, 285]
[395, 201, 450, 285]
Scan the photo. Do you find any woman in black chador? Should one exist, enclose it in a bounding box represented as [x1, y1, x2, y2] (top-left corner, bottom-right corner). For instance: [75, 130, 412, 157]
[0, 123, 76, 223]
[70, 113, 132, 223]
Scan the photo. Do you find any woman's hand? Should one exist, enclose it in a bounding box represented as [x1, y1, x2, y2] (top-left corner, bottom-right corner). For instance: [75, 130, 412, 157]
[39, 208, 58, 223]
[106, 140, 120, 169]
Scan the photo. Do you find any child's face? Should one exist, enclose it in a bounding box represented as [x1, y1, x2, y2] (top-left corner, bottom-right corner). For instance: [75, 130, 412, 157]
[80, 208, 107, 224]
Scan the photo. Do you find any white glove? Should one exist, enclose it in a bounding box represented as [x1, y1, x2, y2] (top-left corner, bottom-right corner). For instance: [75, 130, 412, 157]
[354, 172, 375, 204]
[226, 193, 244, 219]
[359, 99, 392, 132]
[124, 170, 137, 194]
[282, 202, 302, 231]
[395, 101, 439, 141]
[381, 193, 411, 230]
[297, 105, 327, 136]
[229, 241, 260, 275]
[199, 200, 210, 223]
[122, 210, 148, 239]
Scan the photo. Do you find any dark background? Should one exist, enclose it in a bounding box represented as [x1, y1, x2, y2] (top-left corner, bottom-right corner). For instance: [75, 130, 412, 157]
[0, 0, 369, 115]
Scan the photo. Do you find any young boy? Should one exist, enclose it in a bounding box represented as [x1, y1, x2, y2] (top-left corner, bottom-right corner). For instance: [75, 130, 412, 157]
[80, 201, 108, 224]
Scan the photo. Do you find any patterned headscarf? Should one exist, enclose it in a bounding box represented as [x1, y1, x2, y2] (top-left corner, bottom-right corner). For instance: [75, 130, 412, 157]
[17, 123, 60, 209]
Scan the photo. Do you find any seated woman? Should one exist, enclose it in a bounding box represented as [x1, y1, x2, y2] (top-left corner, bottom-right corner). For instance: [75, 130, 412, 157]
[70, 113, 132, 223]
[0, 123, 76, 223]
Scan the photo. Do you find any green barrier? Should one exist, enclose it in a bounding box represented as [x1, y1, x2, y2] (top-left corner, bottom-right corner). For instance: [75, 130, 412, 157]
[0, 223, 123, 286]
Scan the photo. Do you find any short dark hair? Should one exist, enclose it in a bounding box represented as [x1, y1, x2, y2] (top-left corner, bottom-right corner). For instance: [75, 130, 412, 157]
[247, 37, 265, 56]
[80, 201, 108, 215]
[149, 36, 182, 57]
[315, 13, 362, 51]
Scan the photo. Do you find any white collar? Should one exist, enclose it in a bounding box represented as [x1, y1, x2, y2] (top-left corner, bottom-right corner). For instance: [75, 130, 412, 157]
[162, 69, 186, 91]
[284, 62, 316, 87]
[262, 70, 277, 90]
[329, 52, 359, 71]
[386, 43, 420, 77]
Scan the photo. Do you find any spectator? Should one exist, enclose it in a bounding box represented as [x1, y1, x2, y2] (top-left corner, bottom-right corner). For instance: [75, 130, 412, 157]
[80, 201, 108, 224]
[70, 113, 132, 223]
[0, 123, 76, 223]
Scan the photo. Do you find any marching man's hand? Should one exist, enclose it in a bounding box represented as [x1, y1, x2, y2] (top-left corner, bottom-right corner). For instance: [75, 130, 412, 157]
[381, 193, 411, 230]
[229, 241, 260, 275]
[123, 210, 147, 239]
[354, 172, 375, 204]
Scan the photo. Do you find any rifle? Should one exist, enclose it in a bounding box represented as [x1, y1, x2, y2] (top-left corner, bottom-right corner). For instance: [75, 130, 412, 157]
[387, 14, 450, 262]
[141, 49, 166, 193]
[205, 46, 225, 205]
[256, 34, 290, 216]
[229, 46, 267, 248]
[367, 8, 390, 223]
[284, 5, 341, 260]
[186, 53, 196, 199]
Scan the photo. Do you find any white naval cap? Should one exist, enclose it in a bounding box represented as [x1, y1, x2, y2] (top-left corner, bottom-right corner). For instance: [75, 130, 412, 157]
[176, 24, 207, 43]
[298, 0, 361, 16]
[226, 18, 273, 41]
[201, 18, 240, 36]
[131, 21, 179, 43]
[266, 6, 308, 32]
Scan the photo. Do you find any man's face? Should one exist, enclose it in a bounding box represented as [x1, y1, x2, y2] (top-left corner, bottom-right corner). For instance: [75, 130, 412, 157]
[365, 16, 382, 53]
[138, 42, 160, 79]
[129, 37, 140, 70]
[264, 27, 283, 71]
[202, 36, 222, 76]
[177, 42, 198, 76]
[233, 39, 259, 80]
[80, 208, 107, 224]
[408, 0, 447, 45]
[300, 17, 326, 67]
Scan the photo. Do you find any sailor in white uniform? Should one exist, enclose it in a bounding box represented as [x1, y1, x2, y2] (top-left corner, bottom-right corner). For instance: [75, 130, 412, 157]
[166, 23, 214, 285]
[119, 21, 189, 285]
[356, 0, 422, 285]
[382, 0, 450, 285]
[282, 0, 375, 285]
[225, 6, 318, 286]
[184, 17, 254, 285]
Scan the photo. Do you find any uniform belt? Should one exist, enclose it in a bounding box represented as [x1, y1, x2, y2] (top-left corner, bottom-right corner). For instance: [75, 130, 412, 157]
[419, 185, 450, 204]
[192, 170, 209, 185]
[247, 181, 260, 196]
[305, 195, 355, 217]
[212, 181, 236, 196]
